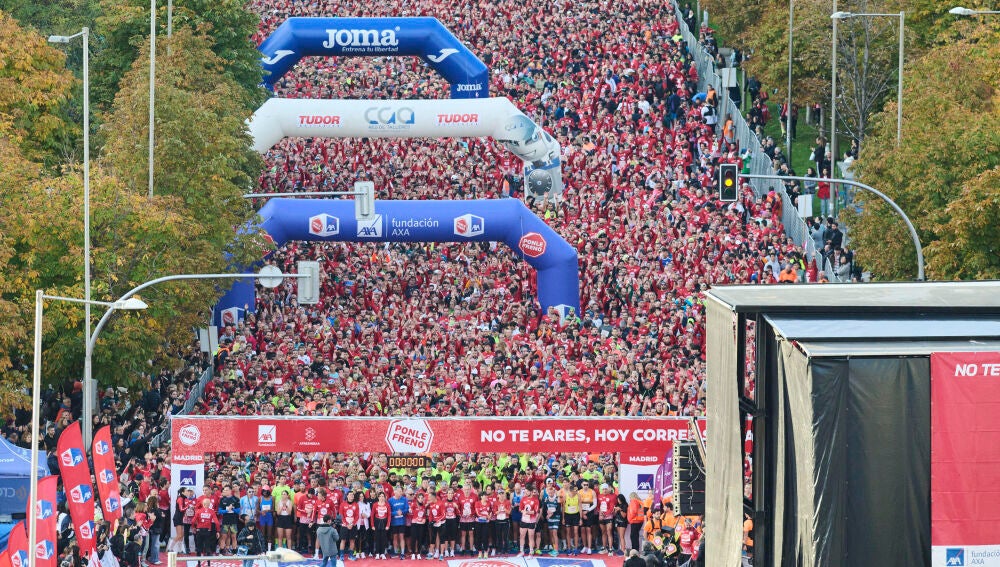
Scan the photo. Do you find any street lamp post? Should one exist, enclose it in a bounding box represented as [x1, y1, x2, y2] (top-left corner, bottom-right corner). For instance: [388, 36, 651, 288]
[831, 11, 906, 146]
[46, 28, 94, 448]
[30, 292, 148, 567]
[949, 6, 1000, 15]
[739, 172, 925, 281]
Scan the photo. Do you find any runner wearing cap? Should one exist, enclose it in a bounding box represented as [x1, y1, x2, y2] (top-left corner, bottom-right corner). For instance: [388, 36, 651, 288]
[517, 485, 540, 557]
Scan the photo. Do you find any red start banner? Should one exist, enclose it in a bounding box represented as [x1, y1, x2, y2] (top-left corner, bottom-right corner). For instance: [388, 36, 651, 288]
[171, 416, 701, 455]
[931, 351, 1000, 566]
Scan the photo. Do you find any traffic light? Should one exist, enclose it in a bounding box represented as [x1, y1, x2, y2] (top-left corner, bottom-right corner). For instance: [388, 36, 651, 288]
[719, 163, 739, 202]
[297, 260, 320, 305]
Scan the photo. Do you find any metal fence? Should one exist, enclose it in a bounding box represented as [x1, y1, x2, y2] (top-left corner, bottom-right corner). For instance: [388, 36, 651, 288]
[670, 3, 820, 266]
[149, 364, 213, 448]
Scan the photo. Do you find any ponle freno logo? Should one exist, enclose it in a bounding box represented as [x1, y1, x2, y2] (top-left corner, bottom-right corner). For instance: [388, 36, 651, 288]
[36, 500, 54, 520]
[298, 115, 342, 127]
[99, 469, 115, 485]
[34, 540, 55, 560]
[78, 521, 94, 540]
[437, 113, 479, 125]
[454, 560, 521, 567]
[178, 424, 201, 446]
[11, 550, 28, 567]
[70, 484, 93, 504]
[454, 214, 485, 238]
[94, 439, 111, 455]
[518, 232, 547, 258]
[309, 213, 340, 237]
[60, 448, 84, 467]
[385, 419, 434, 453]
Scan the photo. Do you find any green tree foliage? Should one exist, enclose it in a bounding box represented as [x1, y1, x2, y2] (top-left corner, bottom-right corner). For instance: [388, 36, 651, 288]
[843, 22, 1000, 280]
[0, 10, 76, 163]
[1, 26, 269, 395]
[92, 0, 265, 113]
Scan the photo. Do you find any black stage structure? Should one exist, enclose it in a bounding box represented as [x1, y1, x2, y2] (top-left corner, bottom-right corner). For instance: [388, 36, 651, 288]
[703, 281, 1000, 567]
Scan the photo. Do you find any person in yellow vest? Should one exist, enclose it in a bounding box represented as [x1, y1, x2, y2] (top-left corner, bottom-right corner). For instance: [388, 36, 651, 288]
[577, 480, 598, 554]
[562, 484, 582, 553]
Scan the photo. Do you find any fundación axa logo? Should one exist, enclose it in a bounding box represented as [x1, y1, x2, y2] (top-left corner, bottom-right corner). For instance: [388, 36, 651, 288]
[946, 548, 964, 566]
[258, 424, 277, 444]
[454, 214, 484, 238]
[309, 213, 340, 237]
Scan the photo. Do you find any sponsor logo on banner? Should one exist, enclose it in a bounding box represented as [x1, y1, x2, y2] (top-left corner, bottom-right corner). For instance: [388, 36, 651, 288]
[94, 439, 111, 455]
[534, 558, 598, 567]
[261, 50, 295, 65]
[70, 484, 93, 504]
[258, 425, 277, 444]
[946, 548, 964, 565]
[173, 454, 204, 463]
[78, 521, 94, 540]
[385, 419, 434, 453]
[35, 541, 55, 560]
[98, 469, 116, 485]
[365, 107, 415, 131]
[518, 232, 547, 258]
[309, 213, 340, 237]
[36, 499, 54, 520]
[446, 559, 520, 567]
[454, 214, 485, 238]
[178, 424, 201, 446]
[357, 214, 384, 238]
[61, 448, 84, 467]
[427, 48, 459, 63]
[322, 28, 400, 52]
[298, 115, 342, 127]
[305, 428, 317, 441]
[437, 113, 479, 125]
[637, 474, 654, 491]
[456, 83, 483, 93]
[11, 551, 29, 567]
[105, 496, 121, 513]
[179, 470, 197, 487]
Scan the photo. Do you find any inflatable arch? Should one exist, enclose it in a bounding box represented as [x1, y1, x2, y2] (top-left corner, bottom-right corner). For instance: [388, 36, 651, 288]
[258, 17, 489, 99]
[249, 97, 564, 198]
[217, 198, 580, 322]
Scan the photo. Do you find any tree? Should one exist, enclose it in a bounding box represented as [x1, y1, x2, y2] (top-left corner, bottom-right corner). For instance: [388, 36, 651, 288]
[0, 10, 76, 164]
[842, 22, 1000, 280]
[92, 0, 265, 113]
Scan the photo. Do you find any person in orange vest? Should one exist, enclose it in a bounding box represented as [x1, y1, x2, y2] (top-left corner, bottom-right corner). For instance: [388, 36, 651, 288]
[626, 493, 644, 552]
[778, 263, 800, 283]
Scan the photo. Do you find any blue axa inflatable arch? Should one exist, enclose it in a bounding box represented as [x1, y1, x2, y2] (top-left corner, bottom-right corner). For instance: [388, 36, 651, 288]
[259, 17, 490, 99]
[217, 198, 580, 323]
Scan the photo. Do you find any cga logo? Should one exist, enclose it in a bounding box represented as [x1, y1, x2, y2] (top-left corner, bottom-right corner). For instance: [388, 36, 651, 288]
[94, 439, 111, 455]
[366, 107, 415, 128]
[178, 424, 201, 446]
[70, 484, 93, 504]
[946, 548, 964, 566]
[61, 448, 84, 467]
[322, 27, 400, 49]
[518, 232, 547, 258]
[298, 115, 342, 127]
[454, 214, 485, 238]
[36, 500, 54, 520]
[105, 496, 121, 513]
[99, 469, 115, 485]
[78, 521, 95, 540]
[34, 541, 55, 561]
[309, 213, 340, 237]
[357, 214, 384, 238]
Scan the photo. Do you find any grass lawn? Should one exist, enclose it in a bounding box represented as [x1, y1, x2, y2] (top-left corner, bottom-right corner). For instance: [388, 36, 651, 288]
[761, 103, 823, 216]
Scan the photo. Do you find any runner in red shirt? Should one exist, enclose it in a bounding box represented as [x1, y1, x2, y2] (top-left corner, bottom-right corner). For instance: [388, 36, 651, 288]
[473, 493, 493, 558]
[442, 489, 459, 557]
[494, 489, 513, 556]
[517, 485, 541, 556]
[339, 492, 360, 560]
[458, 486, 478, 554]
[312, 489, 331, 559]
[428, 491, 447, 559]
[192, 500, 220, 559]
[296, 488, 317, 553]
[408, 492, 428, 559]
[372, 492, 391, 559]
[596, 484, 618, 554]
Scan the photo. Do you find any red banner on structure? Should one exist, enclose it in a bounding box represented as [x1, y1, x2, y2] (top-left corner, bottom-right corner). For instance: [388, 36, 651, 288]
[7, 523, 28, 567]
[931, 351, 1000, 563]
[57, 422, 97, 557]
[172, 416, 700, 455]
[30, 476, 58, 567]
[92, 426, 123, 528]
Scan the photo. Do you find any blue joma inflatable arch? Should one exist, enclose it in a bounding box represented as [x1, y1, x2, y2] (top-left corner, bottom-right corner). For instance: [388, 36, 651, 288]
[217, 199, 580, 323]
[259, 17, 490, 99]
